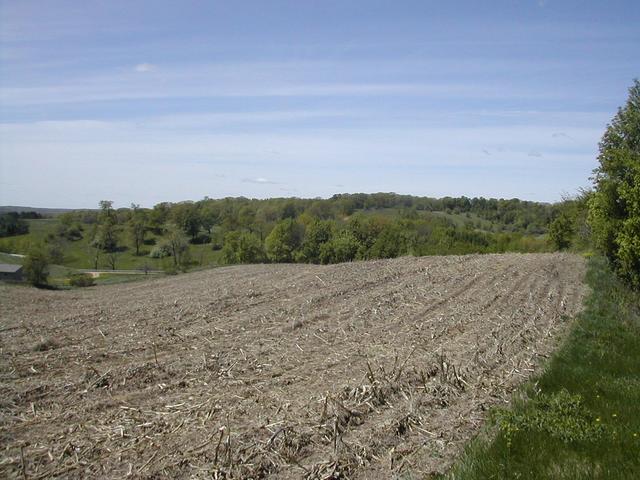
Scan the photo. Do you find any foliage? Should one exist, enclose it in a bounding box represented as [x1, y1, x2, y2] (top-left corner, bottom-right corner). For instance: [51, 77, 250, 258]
[221, 231, 266, 264]
[92, 200, 118, 252]
[548, 213, 574, 250]
[0, 193, 562, 271]
[298, 220, 333, 263]
[23, 245, 49, 286]
[163, 224, 191, 270]
[69, 273, 95, 287]
[319, 231, 360, 264]
[56, 213, 84, 240]
[0, 212, 29, 237]
[589, 79, 640, 288]
[369, 223, 413, 259]
[495, 389, 605, 444]
[265, 219, 304, 263]
[170, 202, 202, 240]
[149, 241, 172, 258]
[128, 204, 146, 255]
[45, 237, 65, 264]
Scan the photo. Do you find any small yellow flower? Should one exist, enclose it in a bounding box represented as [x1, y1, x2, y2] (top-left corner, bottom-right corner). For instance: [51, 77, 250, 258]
[612, 414, 617, 418]
[596, 417, 601, 422]
[634, 433, 638, 437]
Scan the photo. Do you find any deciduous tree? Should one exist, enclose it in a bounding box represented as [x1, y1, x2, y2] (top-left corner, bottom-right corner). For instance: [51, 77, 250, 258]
[589, 79, 640, 288]
[265, 219, 303, 262]
[24, 245, 49, 286]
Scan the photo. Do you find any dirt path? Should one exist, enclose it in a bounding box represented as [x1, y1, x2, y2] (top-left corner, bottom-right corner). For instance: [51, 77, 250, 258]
[0, 253, 587, 479]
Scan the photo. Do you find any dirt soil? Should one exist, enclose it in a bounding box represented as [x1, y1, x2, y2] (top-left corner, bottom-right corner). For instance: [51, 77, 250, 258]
[0, 253, 586, 479]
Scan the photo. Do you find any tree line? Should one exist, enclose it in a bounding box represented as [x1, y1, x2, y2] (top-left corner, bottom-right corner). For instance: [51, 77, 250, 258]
[0, 211, 42, 237]
[36, 192, 555, 275]
[12, 79, 640, 288]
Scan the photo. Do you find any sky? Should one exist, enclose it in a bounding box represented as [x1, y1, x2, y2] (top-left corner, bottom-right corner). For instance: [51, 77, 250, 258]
[0, 1, 638, 208]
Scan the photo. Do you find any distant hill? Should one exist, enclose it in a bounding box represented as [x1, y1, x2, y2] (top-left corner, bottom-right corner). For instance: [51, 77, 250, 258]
[0, 206, 84, 216]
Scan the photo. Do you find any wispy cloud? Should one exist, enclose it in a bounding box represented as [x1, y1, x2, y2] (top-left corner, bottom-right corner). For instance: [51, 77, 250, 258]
[1, 1, 633, 207]
[0, 59, 575, 107]
[134, 63, 156, 72]
[552, 132, 574, 140]
[242, 177, 278, 185]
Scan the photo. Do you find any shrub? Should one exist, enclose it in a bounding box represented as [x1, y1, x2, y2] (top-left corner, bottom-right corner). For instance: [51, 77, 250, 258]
[190, 233, 211, 244]
[548, 214, 574, 250]
[69, 273, 95, 287]
[149, 241, 172, 258]
[23, 245, 50, 286]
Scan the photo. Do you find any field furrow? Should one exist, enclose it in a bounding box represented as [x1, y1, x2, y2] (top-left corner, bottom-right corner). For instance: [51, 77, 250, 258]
[0, 253, 586, 479]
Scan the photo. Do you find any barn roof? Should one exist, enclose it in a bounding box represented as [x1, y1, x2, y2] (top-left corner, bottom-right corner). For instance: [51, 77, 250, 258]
[0, 263, 23, 273]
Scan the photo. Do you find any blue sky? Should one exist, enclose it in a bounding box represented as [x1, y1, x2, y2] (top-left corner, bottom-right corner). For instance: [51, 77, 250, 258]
[0, 1, 638, 208]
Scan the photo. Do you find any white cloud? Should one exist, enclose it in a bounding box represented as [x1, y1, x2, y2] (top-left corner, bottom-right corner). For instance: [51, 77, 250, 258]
[0, 111, 603, 206]
[134, 63, 156, 72]
[242, 177, 278, 185]
[0, 59, 574, 107]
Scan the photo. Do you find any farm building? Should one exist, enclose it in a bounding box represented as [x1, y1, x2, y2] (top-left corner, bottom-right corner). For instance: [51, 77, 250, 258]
[0, 263, 23, 281]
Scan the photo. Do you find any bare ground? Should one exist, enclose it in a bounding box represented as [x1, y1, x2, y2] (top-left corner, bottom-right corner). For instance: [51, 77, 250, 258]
[0, 253, 586, 479]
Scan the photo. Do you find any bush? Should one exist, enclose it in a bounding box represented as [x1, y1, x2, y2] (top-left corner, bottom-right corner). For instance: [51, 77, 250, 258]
[0, 212, 29, 237]
[149, 241, 172, 258]
[161, 258, 178, 275]
[69, 273, 95, 287]
[548, 214, 574, 250]
[23, 245, 49, 286]
[190, 233, 211, 245]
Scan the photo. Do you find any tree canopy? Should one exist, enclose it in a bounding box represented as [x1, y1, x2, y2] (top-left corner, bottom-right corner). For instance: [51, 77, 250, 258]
[589, 79, 640, 288]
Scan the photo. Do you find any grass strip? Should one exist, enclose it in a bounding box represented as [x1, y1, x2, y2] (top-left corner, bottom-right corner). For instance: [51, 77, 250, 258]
[441, 256, 640, 479]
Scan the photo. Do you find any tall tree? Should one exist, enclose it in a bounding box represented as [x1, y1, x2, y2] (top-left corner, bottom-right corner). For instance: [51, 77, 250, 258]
[128, 204, 146, 256]
[24, 244, 49, 286]
[171, 202, 202, 240]
[94, 200, 118, 252]
[265, 219, 303, 262]
[589, 79, 640, 288]
[548, 213, 574, 250]
[164, 224, 190, 269]
[299, 220, 333, 263]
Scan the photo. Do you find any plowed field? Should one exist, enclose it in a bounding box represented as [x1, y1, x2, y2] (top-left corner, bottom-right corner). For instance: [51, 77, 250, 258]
[0, 253, 586, 479]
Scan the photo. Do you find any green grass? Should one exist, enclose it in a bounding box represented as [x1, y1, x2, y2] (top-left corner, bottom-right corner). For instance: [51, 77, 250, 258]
[430, 210, 495, 231]
[440, 256, 640, 479]
[0, 251, 74, 287]
[90, 272, 163, 286]
[0, 252, 22, 265]
[0, 219, 222, 271]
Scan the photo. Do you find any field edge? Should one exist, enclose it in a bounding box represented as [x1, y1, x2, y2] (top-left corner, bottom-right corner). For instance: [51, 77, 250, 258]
[438, 256, 640, 480]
